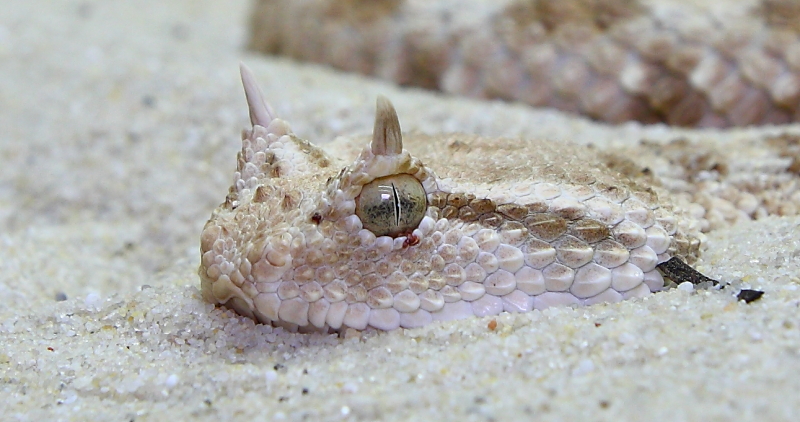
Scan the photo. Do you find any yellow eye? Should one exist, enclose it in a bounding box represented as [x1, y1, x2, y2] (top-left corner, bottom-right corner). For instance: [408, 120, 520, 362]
[355, 174, 427, 237]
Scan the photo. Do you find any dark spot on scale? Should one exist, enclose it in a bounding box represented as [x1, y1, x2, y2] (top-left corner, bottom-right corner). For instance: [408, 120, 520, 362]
[281, 193, 297, 210]
[311, 213, 322, 224]
[403, 233, 420, 247]
[253, 185, 269, 203]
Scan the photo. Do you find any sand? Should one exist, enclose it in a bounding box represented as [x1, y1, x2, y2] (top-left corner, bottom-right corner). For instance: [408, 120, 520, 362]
[2, 0, 800, 420]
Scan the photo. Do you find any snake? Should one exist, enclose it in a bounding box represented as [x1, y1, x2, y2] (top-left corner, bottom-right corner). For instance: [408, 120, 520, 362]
[247, 0, 800, 127]
[198, 64, 715, 331]
[198, 0, 796, 330]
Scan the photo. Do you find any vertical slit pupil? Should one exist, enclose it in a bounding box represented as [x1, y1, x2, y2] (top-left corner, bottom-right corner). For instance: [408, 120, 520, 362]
[391, 182, 401, 227]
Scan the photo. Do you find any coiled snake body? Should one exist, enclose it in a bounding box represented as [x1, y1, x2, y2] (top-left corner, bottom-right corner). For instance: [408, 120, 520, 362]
[248, 0, 800, 127]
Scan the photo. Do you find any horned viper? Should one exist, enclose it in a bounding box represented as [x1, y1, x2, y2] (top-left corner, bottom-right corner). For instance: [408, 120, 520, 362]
[198, 64, 712, 331]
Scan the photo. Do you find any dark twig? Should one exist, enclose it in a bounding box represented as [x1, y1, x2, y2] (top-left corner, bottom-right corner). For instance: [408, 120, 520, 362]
[656, 257, 719, 286]
[656, 257, 764, 304]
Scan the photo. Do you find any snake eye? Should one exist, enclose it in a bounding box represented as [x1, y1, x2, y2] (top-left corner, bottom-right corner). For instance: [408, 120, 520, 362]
[355, 174, 427, 237]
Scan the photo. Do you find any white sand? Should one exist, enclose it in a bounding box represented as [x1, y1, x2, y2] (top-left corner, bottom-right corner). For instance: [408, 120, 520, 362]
[2, 0, 800, 420]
